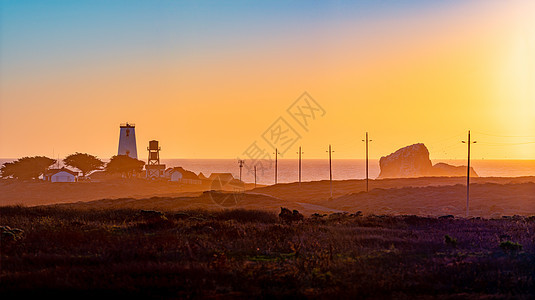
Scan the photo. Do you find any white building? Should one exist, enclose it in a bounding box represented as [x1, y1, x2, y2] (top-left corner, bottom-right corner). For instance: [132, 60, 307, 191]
[44, 168, 78, 183]
[166, 167, 202, 184]
[118, 122, 138, 159]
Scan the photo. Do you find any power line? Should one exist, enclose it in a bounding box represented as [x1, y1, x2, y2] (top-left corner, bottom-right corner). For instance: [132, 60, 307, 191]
[476, 141, 535, 146]
[427, 131, 467, 148]
[472, 131, 535, 138]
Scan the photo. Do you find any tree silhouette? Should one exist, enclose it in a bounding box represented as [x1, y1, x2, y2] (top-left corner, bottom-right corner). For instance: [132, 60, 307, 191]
[63, 153, 104, 177]
[106, 155, 145, 178]
[0, 156, 56, 180]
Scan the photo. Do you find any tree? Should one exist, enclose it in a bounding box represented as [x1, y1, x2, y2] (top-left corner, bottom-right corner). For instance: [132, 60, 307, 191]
[106, 155, 145, 178]
[63, 153, 104, 177]
[0, 156, 56, 180]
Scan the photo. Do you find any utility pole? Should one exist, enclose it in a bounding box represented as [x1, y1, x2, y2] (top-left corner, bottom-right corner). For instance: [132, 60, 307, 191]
[254, 165, 257, 188]
[462, 130, 476, 217]
[297, 146, 304, 187]
[273, 148, 279, 185]
[238, 159, 245, 182]
[326, 144, 334, 198]
[362, 132, 373, 192]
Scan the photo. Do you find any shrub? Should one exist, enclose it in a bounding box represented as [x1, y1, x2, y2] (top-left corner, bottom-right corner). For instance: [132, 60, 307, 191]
[499, 241, 522, 252]
[0, 226, 24, 242]
[279, 207, 304, 224]
[214, 209, 278, 223]
[444, 234, 457, 247]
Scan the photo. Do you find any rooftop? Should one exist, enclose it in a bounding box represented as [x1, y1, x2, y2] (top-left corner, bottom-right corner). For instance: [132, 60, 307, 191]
[120, 123, 135, 128]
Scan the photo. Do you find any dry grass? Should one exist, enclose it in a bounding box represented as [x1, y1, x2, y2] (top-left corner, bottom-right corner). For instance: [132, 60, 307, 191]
[1, 206, 534, 298]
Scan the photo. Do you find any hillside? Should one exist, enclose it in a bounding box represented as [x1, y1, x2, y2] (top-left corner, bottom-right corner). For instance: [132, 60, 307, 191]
[47, 182, 535, 218]
[2, 176, 534, 217]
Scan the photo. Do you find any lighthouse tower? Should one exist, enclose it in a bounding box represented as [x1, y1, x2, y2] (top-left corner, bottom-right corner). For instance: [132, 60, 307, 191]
[118, 123, 138, 159]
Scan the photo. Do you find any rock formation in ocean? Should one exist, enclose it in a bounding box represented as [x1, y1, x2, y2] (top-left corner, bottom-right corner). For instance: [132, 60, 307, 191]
[430, 162, 478, 177]
[378, 143, 478, 179]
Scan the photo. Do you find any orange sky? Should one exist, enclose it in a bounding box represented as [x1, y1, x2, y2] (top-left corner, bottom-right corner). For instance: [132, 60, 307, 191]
[0, 1, 534, 160]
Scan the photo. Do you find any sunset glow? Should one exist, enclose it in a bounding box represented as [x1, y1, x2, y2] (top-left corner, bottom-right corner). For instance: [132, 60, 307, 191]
[2, 2, 535, 297]
[1, 0, 534, 160]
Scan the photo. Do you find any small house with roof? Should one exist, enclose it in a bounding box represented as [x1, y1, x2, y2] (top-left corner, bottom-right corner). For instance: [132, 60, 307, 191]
[167, 167, 202, 184]
[44, 167, 78, 183]
[208, 173, 244, 185]
[207, 173, 244, 191]
[208, 173, 235, 182]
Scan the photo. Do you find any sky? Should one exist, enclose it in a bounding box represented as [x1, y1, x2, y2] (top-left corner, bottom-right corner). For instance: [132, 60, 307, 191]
[1, 0, 534, 160]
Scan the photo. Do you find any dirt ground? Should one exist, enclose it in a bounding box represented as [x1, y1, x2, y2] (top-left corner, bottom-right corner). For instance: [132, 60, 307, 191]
[2, 176, 533, 218]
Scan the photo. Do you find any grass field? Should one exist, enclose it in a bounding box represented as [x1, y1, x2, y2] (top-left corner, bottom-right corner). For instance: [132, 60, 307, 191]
[1, 206, 533, 299]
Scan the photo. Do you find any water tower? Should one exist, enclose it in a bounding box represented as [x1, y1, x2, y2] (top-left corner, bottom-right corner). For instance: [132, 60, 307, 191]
[118, 123, 138, 159]
[145, 140, 166, 178]
[147, 140, 161, 165]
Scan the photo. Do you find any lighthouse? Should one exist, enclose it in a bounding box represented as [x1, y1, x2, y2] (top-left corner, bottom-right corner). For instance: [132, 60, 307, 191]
[118, 123, 138, 159]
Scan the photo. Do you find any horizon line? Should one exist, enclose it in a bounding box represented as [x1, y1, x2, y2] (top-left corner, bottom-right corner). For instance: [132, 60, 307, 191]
[1, 157, 534, 161]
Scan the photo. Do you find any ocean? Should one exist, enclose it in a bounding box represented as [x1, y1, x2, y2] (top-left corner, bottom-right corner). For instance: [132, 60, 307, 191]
[158, 159, 533, 185]
[1, 158, 533, 185]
